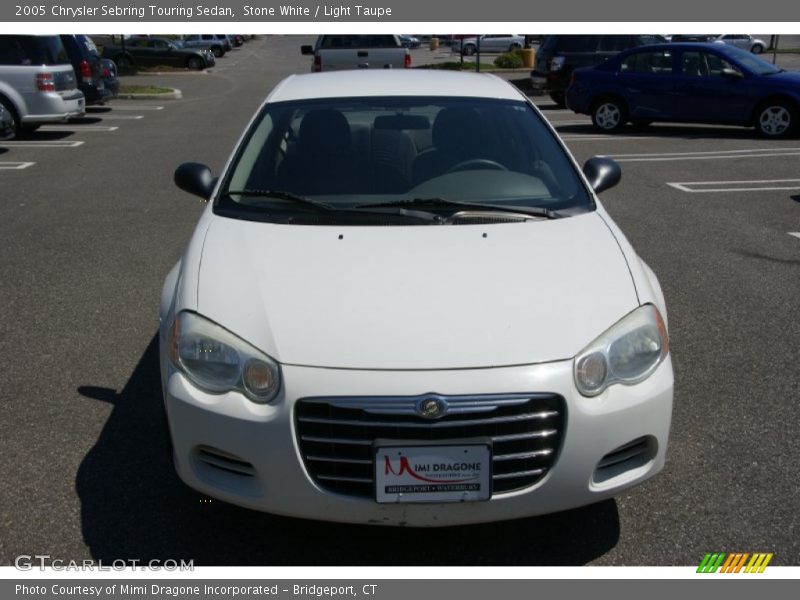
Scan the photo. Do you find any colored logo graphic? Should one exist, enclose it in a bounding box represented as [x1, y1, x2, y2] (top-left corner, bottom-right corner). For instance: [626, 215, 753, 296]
[697, 552, 773, 573]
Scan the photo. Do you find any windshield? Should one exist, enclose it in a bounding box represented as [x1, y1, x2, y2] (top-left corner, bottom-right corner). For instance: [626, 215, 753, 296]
[716, 44, 782, 75]
[218, 96, 592, 223]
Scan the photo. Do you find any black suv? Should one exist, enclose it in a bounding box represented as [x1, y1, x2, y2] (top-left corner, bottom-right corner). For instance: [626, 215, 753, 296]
[531, 35, 665, 106]
[60, 35, 112, 106]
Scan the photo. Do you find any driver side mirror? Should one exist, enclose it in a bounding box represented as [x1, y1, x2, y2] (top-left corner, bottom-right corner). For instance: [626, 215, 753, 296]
[174, 162, 217, 200]
[721, 68, 743, 80]
[582, 157, 621, 194]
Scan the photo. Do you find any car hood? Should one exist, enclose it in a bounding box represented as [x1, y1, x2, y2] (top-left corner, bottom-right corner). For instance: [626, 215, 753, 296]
[195, 212, 639, 369]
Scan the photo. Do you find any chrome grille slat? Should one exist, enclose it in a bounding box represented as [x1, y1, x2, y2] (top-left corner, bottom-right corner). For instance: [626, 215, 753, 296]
[297, 410, 558, 429]
[296, 393, 565, 497]
[493, 449, 553, 461]
[493, 468, 546, 480]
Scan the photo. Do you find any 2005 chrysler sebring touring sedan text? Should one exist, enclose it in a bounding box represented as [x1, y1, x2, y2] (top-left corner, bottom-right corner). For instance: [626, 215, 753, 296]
[161, 70, 673, 526]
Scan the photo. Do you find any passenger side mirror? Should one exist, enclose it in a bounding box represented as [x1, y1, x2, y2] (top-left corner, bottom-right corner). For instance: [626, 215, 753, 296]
[174, 162, 217, 200]
[301, 45, 314, 55]
[583, 157, 622, 194]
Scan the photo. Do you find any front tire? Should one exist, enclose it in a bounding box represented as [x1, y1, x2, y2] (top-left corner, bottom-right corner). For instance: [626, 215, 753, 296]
[549, 91, 567, 108]
[756, 100, 797, 138]
[211, 46, 223, 58]
[751, 44, 764, 54]
[591, 98, 628, 133]
[187, 56, 204, 70]
[462, 44, 476, 56]
[115, 54, 132, 71]
[0, 97, 19, 140]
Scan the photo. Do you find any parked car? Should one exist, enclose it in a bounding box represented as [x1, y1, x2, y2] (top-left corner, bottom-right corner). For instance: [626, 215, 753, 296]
[0, 35, 85, 134]
[100, 58, 119, 99]
[398, 35, 421, 49]
[301, 35, 410, 72]
[713, 34, 767, 54]
[182, 34, 227, 58]
[228, 35, 245, 47]
[566, 43, 800, 138]
[531, 34, 667, 107]
[0, 102, 14, 140]
[163, 69, 673, 526]
[59, 35, 112, 106]
[669, 34, 718, 43]
[460, 34, 525, 56]
[102, 37, 214, 70]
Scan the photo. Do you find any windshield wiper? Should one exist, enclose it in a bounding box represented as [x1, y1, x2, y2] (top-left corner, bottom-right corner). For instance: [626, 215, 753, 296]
[223, 189, 442, 222]
[355, 197, 561, 219]
[225, 189, 339, 212]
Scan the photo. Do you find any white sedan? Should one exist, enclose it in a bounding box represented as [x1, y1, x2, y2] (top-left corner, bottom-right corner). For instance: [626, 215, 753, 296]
[161, 70, 673, 526]
[714, 34, 768, 54]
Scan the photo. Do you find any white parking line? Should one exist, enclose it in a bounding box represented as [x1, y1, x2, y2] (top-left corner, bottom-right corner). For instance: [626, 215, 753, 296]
[0, 161, 35, 170]
[87, 115, 143, 120]
[548, 120, 592, 126]
[789, 232, 800, 240]
[107, 105, 164, 111]
[561, 135, 659, 141]
[610, 147, 800, 162]
[667, 179, 800, 193]
[39, 125, 118, 132]
[0, 140, 84, 148]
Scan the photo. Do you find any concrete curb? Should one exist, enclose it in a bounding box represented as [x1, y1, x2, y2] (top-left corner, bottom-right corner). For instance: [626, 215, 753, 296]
[135, 70, 210, 76]
[117, 88, 182, 100]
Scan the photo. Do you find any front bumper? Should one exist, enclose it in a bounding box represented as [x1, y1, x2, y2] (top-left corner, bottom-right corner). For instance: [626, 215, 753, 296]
[162, 355, 673, 527]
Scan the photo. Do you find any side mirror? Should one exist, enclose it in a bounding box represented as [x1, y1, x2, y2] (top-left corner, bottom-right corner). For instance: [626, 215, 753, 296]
[721, 68, 743, 80]
[174, 162, 216, 200]
[583, 156, 621, 194]
[301, 45, 314, 55]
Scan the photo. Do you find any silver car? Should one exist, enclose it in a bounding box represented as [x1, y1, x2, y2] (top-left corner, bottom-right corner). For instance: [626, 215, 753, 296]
[714, 34, 767, 54]
[460, 34, 525, 56]
[0, 35, 85, 133]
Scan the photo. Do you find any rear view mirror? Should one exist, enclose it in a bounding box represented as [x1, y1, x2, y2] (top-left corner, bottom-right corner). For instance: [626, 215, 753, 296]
[301, 45, 314, 55]
[174, 162, 217, 200]
[582, 157, 621, 194]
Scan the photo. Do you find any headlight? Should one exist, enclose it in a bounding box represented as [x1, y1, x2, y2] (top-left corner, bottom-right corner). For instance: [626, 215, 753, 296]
[168, 311, 281, 403]
[574, 305, 669, 397]
[551, 56, 566, 71]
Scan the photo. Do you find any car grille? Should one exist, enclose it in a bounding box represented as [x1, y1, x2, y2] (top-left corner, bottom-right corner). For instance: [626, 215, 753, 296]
[295, 393, 565, 498]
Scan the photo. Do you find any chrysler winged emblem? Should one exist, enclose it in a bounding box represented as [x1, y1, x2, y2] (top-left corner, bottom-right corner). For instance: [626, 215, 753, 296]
[417, 396, 448, 419]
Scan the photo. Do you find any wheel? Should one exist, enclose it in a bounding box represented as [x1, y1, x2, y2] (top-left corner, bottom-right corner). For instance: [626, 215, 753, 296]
[115, 54, 132, 71]
[756, 100, 797, 138]
[549, 92, 567, 108]
[187, 56, 204, 70]
[462, 44, 476, 56]
[211, 46, 223, 58]
[591, 98, 628, 133]
[751, 44, 764, 54]
[0, 97, 19, 140]
[446, 159, 508, 174]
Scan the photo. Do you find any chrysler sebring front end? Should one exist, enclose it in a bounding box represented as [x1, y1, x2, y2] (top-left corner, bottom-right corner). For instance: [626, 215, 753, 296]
[159, 70, 673, 526]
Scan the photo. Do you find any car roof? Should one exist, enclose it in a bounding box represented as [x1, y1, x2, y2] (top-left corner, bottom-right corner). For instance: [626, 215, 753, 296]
[268, 70, 525, 103]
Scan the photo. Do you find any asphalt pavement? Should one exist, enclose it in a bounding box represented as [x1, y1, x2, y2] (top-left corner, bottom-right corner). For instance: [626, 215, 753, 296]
[0, 35, 798, 567]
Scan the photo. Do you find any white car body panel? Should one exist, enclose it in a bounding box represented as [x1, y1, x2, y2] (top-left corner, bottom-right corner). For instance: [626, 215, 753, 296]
[196, 211, 638, 369]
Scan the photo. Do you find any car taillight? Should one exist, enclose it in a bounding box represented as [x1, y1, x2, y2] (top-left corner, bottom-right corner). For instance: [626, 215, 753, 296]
[79, 60, 92, 83]
[313, 55, 321, 72]
[404, 53, 411, 68]
[102, 66, 111, 77]
[35, 73, 55, 92]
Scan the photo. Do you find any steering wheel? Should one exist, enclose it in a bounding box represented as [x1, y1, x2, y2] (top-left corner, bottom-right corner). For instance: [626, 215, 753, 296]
[445, 159, 508, 174]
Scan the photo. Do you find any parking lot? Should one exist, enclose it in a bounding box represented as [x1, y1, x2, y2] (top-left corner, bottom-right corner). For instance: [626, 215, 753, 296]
[0, 35, 798, 566]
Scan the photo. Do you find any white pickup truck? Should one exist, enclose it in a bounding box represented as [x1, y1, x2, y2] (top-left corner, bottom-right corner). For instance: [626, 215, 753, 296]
[301, 35, 411, 72]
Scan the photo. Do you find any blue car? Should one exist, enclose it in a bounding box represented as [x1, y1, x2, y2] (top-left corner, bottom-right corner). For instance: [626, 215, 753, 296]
[566, 43, 800, 138]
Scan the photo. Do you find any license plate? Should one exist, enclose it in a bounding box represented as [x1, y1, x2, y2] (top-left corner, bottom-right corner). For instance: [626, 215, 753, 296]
[375, 443, 491, 503]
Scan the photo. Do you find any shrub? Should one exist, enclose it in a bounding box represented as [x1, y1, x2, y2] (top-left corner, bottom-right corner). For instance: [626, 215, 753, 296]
[494, 52, 523, 69]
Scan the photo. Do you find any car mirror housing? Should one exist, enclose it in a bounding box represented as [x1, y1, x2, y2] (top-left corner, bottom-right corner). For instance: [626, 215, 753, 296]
[583, 157, 622, 194]
[721, 68, 743, 80]
[174, 162, 216, 200]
